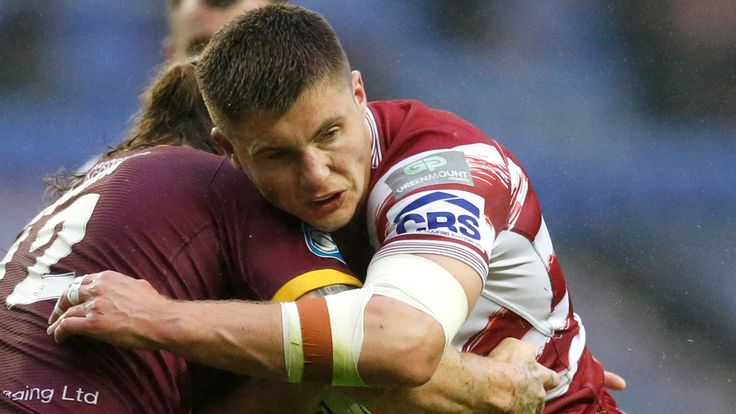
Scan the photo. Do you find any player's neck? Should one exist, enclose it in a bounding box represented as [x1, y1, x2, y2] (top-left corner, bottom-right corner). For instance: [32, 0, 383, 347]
[333, 206, 371, 279]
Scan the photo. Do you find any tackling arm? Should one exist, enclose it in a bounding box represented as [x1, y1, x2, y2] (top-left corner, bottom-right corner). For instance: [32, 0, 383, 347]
[47, 253, 478, 386]
[192, 285, 558, 414]
[346, 339, 558, 414]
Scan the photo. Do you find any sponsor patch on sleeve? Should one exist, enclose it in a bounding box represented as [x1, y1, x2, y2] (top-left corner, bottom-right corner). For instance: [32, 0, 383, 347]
[386, 151, 474, 200]
[302, 222, 346, 263]
[385, 190, 494, 253]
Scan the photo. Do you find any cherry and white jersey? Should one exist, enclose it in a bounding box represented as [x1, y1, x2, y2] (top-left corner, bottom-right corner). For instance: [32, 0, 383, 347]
[365, 100, 618, 412]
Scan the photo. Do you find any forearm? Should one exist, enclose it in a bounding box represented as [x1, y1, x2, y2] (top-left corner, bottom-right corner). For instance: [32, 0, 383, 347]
[48, 263, 472, 388]
[156, 300, 287, 380]
[195, 345, 550, 414]
[170, 291, 444, 386]
[163, 295, 444, 386]
[49, 272, 444, 385]
[196, 351, 487, 414]
[381, 350, 487, 413]
[346, 349, 494, 414]
[347, 342, 553, 414]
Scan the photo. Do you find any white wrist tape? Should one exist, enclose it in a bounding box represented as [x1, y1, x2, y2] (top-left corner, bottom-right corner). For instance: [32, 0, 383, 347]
[281, 301, 304, 383]
[324, 289, 370, 386]
[280, 254, 469, 386]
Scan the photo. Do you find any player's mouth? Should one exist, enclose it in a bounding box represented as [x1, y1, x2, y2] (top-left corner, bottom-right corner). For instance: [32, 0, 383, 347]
[310, 191, 347, 210]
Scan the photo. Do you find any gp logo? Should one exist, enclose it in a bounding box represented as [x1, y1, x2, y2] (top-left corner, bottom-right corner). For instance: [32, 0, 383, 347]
[403, 155, 447, 175]
[393, 191, 482, 240]
[387, 151, 473, 200]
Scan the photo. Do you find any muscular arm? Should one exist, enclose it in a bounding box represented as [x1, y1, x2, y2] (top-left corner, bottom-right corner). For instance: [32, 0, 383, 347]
[346, 339, 555, 414]
[194, 288, 557, 414]
[49, 253, 480, 385]
[356, 253, 484, 385]
[49, 270, 558, 413]
[192, 337, 556, 414]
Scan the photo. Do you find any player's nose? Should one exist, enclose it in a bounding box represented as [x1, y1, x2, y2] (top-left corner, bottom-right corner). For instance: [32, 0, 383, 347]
[299, 149, 331, 190]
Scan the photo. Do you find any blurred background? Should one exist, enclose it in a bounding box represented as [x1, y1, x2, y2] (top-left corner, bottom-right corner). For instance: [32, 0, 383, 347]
[0, 1, 733, 412]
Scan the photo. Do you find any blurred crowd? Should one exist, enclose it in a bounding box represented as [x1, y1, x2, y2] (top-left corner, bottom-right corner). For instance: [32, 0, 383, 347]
[1, 1, 733, 412]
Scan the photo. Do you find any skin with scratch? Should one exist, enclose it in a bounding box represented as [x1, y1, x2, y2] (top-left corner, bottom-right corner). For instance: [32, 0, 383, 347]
[197, 339, 558, 414]
[343, 338, 555, 414]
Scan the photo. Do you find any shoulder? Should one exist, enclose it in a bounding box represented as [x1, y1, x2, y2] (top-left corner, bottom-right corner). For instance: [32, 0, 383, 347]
[73, 147, 244, 218]
[368, 100, 501, 169]
[117, 146, 257, 198]
[369, 99, 482, 138]
[95, 146, 227, 186]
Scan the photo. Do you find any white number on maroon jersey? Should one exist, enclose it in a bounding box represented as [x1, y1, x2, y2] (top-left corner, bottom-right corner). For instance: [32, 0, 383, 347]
[0, 193, 99, 307]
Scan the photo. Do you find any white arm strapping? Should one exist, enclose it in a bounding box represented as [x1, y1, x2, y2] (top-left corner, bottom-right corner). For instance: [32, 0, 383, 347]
[364, 254, 469, 350]
[282, 254, 469, 386]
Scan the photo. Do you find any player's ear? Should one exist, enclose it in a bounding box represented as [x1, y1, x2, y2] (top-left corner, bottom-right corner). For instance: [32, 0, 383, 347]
[351, 70, 367, 110]
[212, 127, 234, 156]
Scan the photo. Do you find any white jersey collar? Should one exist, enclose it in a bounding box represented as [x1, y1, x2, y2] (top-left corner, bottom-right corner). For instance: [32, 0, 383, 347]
[365, 107, 382, 169]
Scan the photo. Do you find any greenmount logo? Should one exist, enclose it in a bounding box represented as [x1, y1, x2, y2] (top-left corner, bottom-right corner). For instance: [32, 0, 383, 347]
[386, 151, 474, 200]
[404, 156, 448, 175]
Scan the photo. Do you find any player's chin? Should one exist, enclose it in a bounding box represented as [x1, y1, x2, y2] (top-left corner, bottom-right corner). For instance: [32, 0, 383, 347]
[308, 217, 346, 233]
[302, 200, 356, 232]
[305, 209, 352, 232]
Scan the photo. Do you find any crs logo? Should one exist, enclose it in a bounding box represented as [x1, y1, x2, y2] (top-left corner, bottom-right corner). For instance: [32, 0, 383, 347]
[403, 155, 447, 175]
[301, 222, 346, 263]
[392, 191, 482, 240]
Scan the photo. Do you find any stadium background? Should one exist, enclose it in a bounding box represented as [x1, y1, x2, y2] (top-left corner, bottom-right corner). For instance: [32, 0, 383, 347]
[0, 1, 733, 412]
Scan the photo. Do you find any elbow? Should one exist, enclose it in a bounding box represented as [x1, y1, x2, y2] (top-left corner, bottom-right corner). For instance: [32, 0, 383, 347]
[360, 296, 445, 386]
[389, 337, 443, 386]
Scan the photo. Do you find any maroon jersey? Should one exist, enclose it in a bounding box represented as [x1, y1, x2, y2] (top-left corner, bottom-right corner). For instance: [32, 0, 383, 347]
[0, 147, 360, 413]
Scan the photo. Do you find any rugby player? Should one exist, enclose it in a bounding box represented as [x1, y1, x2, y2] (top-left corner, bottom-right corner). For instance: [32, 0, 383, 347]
[5, 1, 561, 413]
[0, 61, 364, 413]
[4, 58, 555, 413]
[50, 5, 624, 413]
[164, 2, 569, 411]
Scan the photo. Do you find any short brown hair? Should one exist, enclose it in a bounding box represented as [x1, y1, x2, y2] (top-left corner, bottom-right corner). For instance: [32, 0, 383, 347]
[196, 4, 350, 128]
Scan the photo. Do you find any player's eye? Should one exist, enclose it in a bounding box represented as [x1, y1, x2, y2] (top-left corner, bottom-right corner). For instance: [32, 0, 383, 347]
[262, 150, 288, 160]
[321, 128, 339, 142]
